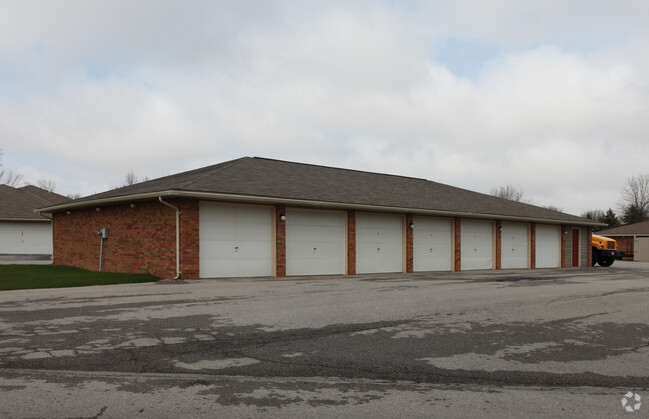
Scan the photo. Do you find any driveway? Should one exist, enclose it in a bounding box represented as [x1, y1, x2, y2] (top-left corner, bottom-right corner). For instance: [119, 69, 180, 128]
[1, 262, 648, 417]
[0, 254, 52, 264]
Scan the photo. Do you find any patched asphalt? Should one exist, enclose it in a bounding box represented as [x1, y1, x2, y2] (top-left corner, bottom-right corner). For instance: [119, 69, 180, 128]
[1, 262, 648, 417]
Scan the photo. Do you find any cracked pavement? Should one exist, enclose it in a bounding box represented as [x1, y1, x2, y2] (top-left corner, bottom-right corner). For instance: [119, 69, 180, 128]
[1, 262, 649, 417]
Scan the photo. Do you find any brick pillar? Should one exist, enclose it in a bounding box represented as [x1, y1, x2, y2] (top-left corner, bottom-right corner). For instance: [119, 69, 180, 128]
[347, 210, 356, 275]
[179, 199, 200, 279]
[454, 217, 462, 271]
[495, 220, 502, 270]
[587, 226, 593, 267]
[406, 214, 414, 273]
[530, 223, 536, 269]
[275, 205, 286, 277]
[560, 225, 567, 268]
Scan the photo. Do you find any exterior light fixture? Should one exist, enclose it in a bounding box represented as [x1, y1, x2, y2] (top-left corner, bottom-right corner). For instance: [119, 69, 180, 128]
[66, 210, 71, 215]
[498, 226, 503, 231]
[409, 223, 414, 230]
[279, 214, 286, 221]
[130, 203, 136, 209]
[96, 207, 101, 212]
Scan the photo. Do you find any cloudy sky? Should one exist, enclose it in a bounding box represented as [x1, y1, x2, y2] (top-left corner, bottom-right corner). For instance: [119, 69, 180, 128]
[1, 1, 648, 215]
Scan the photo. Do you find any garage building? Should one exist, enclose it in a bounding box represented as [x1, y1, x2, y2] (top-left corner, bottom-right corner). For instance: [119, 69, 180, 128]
[38, 157, 599, 278]
[0, 185, 70, 257]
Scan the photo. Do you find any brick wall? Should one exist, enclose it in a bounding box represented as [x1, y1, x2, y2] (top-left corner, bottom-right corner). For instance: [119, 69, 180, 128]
[614, 236, 635, 259]
[275, 205, 286, 277]
[53, 198, 199, 279]
[495, 220, 502, 270]
[53, 198, 596, 279]
[346, 210, 356, 275]
[530, 223, 536, 268]
[405, 214, 413, 273]
[454, 217, 461, 271]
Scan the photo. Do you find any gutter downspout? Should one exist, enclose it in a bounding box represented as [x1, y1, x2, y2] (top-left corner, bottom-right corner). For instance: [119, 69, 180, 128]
[159, 197, 181, 280]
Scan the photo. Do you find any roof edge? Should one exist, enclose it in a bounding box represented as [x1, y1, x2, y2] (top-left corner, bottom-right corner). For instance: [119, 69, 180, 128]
[37, 190, 602, 227]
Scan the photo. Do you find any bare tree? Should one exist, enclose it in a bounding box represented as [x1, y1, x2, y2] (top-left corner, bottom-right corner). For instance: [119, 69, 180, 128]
[36, 179, 57, 192]
[541, 204, 563, 213]
[619, 174, 649, 224]
[122, 170, 149, 187]
[489, 184, 525, 202]
[0, 149, 26, 187]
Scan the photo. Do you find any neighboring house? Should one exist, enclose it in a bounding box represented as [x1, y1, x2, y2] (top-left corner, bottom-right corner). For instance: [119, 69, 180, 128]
[0, 185, 70, 256]
[598, 221, 649, 261]
[37, 157, 600, 278]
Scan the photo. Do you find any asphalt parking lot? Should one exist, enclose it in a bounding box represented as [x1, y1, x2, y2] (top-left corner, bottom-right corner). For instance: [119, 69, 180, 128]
[1, 261, 648, 418]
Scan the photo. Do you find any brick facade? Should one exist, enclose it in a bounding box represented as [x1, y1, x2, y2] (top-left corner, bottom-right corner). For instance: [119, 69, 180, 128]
[52, 199, 592, 278]
[53, 199, 199, 279]
[405, 214, 414, 273]
[454, 217, 462, 272]
[614, 236, 635, 259]
[495, 220, 502, 270]
[530, 223, 536, 268]
[346, 210, 356, 275]
[275, 205, 286, 277]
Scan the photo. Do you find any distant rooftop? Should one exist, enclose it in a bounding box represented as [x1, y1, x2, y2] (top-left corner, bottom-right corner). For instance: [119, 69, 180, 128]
[0, 184, 70, 221]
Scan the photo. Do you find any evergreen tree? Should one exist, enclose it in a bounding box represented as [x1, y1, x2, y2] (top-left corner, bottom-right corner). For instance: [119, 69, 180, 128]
[597, 208, 620, 231]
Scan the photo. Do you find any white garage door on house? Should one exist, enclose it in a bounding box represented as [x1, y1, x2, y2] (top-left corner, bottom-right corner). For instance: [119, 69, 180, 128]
[535, 224, 560, 268]
[356, 213, 403, 274]
[461, 219, 493, 270]
[285, 208, 346, 276]
[199, 203, 272, 278]
[501, 222, 529, 269]
[412, 216, 452, 272]
[0, 222, 52, 254]
[634, 237, 649, 262]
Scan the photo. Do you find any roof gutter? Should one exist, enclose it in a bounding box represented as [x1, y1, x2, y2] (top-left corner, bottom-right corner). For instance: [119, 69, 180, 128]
[36, 190, 602, 227]
[1, 217, 52, 222]
[158, 197, 181, 280]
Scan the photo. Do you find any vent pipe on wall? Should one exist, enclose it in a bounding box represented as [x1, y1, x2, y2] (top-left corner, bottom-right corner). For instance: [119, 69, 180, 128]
[159, 197, 181, 280]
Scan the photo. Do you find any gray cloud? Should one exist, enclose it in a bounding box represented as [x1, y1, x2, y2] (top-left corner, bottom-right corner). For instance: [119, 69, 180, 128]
[1, 1, 648, 214]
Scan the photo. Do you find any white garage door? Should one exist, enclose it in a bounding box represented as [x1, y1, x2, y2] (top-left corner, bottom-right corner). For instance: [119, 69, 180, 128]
[535, 224, 560, 268]
[199, 203, 272, 278]
[0, 222, 52, 254]
[413, 216, 452, 272]
[356, 213, 403, 274]
[461, 219, 493, 270]
[286, 209, 345, 276]
[501, 222, 529, 269]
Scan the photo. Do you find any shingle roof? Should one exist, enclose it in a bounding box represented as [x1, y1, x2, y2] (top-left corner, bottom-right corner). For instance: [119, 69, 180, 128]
[598, 220, 649, 236]
[0, 184, 70, 221]
[38, 157, 596, 225]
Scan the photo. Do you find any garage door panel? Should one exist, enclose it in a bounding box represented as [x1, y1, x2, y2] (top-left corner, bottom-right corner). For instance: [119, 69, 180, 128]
[199, 203, 272, 278]
[413, 216, 452, 272]
[286, 209, 345, 276]
[501, 222, 529, 269]
[356, 213, 403, 274]
[289, 242, 343, 258]
[0, 222, 52, 254]
[461, 220, 493, 271]
[200, 258, 270, 278]
[536, 224, 560, 268]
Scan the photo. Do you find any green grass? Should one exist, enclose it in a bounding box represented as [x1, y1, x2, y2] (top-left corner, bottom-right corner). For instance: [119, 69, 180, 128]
[0, 265, 159, 291]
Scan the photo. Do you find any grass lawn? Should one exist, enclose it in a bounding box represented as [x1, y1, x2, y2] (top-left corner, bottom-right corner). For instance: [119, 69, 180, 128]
[0, 265, 159, 291]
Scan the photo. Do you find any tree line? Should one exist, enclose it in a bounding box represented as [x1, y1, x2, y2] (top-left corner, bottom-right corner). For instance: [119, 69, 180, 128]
[490, 174, 649, 231]
[0, 149, 147, 198]
[3, 148, 648, 227]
